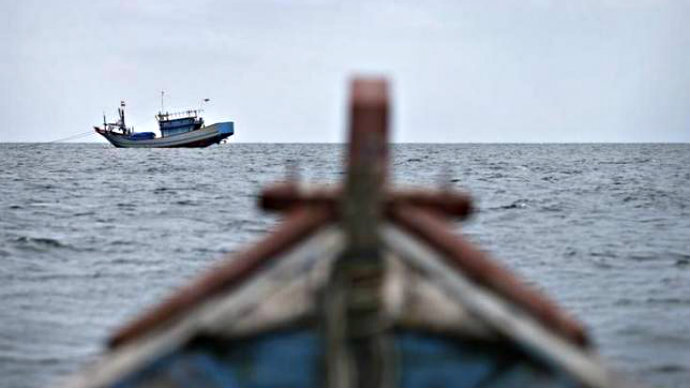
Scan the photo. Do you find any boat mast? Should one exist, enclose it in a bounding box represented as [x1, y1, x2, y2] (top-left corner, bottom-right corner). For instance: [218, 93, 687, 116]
[160, 91, 165, 113]
[118, 101, 126, 133]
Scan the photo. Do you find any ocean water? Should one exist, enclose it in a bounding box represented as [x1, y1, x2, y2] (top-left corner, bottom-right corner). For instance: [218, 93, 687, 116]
[0, 143, 688, 387]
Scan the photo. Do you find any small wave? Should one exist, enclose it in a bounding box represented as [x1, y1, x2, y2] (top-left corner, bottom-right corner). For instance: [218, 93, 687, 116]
[591, 259, 614, 269]
[590, 251, 618, 258]
[108, 239, 131, 246]
[499, 199, 529, 210]
[563, 247, 578, 257]
[32, 184, 57, 190]
[613, 298, 634, 307]
[669, 252, 690, 261]
[601, 157, 652, 165]
[109, 257, 153, 265]
[487, 163, 507, 171]
[650, 364, 688, 373]
[406, 158, 423, 163]
[73, 211, 96, 217]
[477, 174, 506, 182]
[154, 187, 175, 194]
[540, 204, 563, 212]
[14, 236, 65, 249]
[0, 354, 64, 366]
[627, 253, 657, 262]
[17, 272, 92, 282]
[644, 297, 690, 305]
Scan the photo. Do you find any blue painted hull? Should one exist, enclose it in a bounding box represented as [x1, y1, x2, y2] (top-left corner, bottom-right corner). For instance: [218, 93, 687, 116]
[106, 330, 581, 388]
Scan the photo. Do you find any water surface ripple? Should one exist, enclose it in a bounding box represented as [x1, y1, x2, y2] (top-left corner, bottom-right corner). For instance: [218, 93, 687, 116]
[0, 143, 688, 387]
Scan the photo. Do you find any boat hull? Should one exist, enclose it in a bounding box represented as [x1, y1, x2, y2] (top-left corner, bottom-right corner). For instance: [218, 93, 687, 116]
[95, 122, 233, 148]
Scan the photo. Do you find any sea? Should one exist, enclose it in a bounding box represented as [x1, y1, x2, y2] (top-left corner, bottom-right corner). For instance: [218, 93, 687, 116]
[0, 143, 688, 387]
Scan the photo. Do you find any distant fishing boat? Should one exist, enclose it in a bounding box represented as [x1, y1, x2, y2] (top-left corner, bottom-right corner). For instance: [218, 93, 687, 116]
[64, 79, 623, 388]
[94, 96, 234, 148]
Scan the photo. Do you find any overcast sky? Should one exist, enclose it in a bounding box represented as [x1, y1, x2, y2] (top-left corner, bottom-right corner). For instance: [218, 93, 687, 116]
[1, 0, 688, 143]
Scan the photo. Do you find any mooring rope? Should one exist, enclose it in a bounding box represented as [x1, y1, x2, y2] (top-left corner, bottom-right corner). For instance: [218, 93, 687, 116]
[48, 130, 97, 143]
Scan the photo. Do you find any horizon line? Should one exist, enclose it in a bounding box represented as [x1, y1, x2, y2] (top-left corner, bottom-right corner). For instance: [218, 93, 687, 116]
[1, 141, 689, 145]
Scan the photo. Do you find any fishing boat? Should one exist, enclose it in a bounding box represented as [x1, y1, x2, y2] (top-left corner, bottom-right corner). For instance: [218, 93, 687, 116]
[94, 99, 234, 148]
[63, 78, 622, 388]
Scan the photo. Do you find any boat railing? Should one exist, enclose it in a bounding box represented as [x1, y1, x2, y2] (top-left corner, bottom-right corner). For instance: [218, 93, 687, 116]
[156, 109, 203, 121]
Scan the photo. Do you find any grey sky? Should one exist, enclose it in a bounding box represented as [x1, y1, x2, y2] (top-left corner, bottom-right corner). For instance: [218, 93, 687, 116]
[1, 0, 688, 143]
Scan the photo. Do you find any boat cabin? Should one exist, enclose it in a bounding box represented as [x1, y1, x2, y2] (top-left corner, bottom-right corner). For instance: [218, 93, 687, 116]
[156, 110, 204, 137]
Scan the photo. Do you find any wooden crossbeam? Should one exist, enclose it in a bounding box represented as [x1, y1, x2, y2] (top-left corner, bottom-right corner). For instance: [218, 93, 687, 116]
[260, 182, 474, 220]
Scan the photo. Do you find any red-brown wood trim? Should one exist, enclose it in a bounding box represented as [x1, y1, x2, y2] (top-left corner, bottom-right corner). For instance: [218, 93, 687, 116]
[260, 182, 473, 220]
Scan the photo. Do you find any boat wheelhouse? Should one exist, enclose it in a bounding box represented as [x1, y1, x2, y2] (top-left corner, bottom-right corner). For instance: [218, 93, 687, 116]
[156, 110, 204, 137]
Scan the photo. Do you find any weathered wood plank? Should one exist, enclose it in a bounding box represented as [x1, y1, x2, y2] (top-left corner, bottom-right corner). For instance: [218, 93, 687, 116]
[324, 78, 393, 388]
